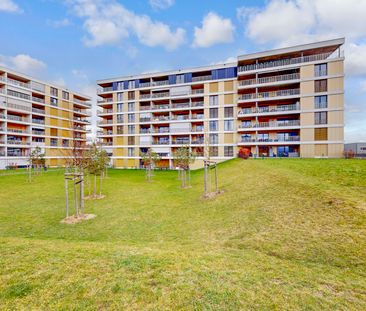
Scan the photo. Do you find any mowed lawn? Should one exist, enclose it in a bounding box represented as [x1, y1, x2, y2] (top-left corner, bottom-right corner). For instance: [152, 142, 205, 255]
[0, 159, 365, 310]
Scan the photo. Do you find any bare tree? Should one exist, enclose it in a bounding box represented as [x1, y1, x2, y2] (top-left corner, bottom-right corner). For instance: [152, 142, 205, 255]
[27, 146, 45, 182]
[140, 148, 160, 182]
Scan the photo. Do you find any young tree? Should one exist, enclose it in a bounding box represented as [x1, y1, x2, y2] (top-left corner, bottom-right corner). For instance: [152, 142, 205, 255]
[27, 146, 45, 182]
[173, 146, 196, 188]
[85, 143, 110, 198]
[140, 148, 160, 182]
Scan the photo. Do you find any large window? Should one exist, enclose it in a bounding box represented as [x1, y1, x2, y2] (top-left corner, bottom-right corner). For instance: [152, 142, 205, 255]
[224, 107, 233, 118]
[209, 120, 218, 131]
[224, 146, 234, 157]
[117, 92, 123, 101]
[128, 137, 135, 145]
[117, 114, 123, 123]
[314, 95, 328, 109]
[176, 74, 184, 84]
[128, 102, 135, 112]
[128, 80, 135, 89]
[315, 111, 327, 125]
[209, 147, 218, 157]
[315, 79, 327, 92]
[117, 103, 123, 112]
[128, 91, 135, 100]
[314, 128, 328, 140]
[128, 147, 135, 156]
[128, 125, 135, 134]
[209, 108, 218, 118]
[62, 91, 69, 100]
[224, 120, 233, 131]
[315, 63, 327, 77]
[50, 97, 58, 106]
[128, 113, 135, 123]
[209, 133, 219, 144]
[209, 95, 219, 106]
[50, 87, 58, 97]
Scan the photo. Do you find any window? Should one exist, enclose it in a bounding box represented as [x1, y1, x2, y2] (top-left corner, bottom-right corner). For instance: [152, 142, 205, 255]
[128, 113, 135, 123]
[117, 82, 124, 90]
[224, 120, 233, 131]
[209, 133, 219, 144]
[209, 146, 218, 157]
[315, 111, 327, 125]
[117, 103, 123, 112]
[176, 74, 184, 84]
[62, 139, 69, 147]
[314, 95, 328, 109]
[224, 146, 234, 157]
[117, 92, 123, 101]
[128, 102, 135, 112]
[117, 126, 123, 134]
[50, 97, 58, 106]
[128, 125, 135, 134]
[209, 108, 218, 118]
[50, 87, 58, 97]
[209, 95, 219, 106]
[209, 120, 218, 131]
[315, 79, 327, 92]
[62, 91, 69, 100]
[117, 114, 124, 123]
[314, 128, 328, 140]
[128, 137, 135, 145]
[128, 147, 135, 156]
[50, 138, 58, 146]
[128, 91, 135, 100]
[128, 80, 135, 89]
[315, 63, 327, 77]
[224, 107, 233, 118]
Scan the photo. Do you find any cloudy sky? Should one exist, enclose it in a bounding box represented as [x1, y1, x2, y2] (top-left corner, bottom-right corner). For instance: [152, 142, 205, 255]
[0, 0, 365, 142]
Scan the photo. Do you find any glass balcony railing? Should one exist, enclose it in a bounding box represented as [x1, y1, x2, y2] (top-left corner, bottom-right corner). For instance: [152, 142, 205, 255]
[238, 51, 341, 72]
[239, 73, 300, 87]
[238, 103, 300, 115]
[240, 136, 300, 143]
[239, 89, 300, 101]
[238, 120, 300, 129]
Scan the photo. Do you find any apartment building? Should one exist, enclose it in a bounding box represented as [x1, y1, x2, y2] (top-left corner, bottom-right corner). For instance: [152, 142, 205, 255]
[0, 67, 91, 169]
[97, 38, 345, 169]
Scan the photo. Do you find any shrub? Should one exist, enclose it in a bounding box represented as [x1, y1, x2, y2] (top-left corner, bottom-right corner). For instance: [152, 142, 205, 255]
[238, 147, 251, 159]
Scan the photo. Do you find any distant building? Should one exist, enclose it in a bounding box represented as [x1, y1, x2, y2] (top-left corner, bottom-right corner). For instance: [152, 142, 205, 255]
[345, 143, 366, 158]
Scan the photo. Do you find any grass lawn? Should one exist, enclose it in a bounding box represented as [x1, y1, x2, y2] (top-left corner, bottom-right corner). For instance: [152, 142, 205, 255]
[0, 158, 365, 310]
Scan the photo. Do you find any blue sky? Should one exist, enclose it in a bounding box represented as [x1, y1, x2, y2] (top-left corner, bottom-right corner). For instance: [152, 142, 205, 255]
[0, 0, 365, 142]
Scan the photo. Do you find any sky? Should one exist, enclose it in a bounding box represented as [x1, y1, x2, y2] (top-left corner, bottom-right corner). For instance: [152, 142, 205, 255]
[0, 0, 365, 142]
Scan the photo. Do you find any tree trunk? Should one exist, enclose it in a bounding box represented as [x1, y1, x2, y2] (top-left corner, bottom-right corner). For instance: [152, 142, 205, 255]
[204, 162, 208, 195]
[80, 173, 84, 215]
[74, 177, 78, 217]
[214, 165, 218, 193]
[65, 177, 69, 218]
[99, 174, 102, 196]
[94, 174, 97, 197]
[87, 173, 91, 196]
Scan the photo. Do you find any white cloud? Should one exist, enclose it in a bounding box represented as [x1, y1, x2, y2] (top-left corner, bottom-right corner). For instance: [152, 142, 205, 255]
[149, 0, 175, 10]
[0, 54, 46, 76]
[66, 0, 185, 50]
[0, 0, 22, 13]
[238, 0, 366, 76]
[193, 12, 234, 48]
[210, 56, 237, 65]
[47, 18, 72, 28]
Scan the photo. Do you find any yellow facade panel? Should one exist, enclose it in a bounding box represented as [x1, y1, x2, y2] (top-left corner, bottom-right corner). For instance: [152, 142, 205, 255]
[328, 61, 344, 76]
[300, 65, 314, 78]
[209, 82, 219, 93]
[315, 144, 328, 157]
[300, 81, 314, 94]
[224, 81, 234, 91]
[328, 77, 343, 93]
[224, 94, 234, 105]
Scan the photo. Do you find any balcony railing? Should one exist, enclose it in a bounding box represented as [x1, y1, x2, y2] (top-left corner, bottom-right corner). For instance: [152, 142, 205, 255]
[32, 130, 45, 135]
[152, 80, 169, 87]
[7, 102, 32, 112]
[238, 52, 338, 72]
[240, 136, 300, 143]
[32, 119, 45, 124]
[7, 78, 30, 89]
[239, 88, 300, 101]
[32, 107, 45, 114]
[172, 140, 190, 145]
[139, 82, 151, 88]
[7, 140, 30, 145]
[192, 75, 212, 82]
[7, 115, 29, 122]
[238, 103, 300, 115]
[152, 141, 170, 145]
[152, 104, 170, 110]
[239, 73, 300, 87]
[191, 101, 204, 107]
[98, 87, 113, 94]
[191, 140, 204, 144]
[7, 128, 29, 134]
[98, 98, 113, 104]
[238, 120, 300, 129]
[32, 96, 45, 104]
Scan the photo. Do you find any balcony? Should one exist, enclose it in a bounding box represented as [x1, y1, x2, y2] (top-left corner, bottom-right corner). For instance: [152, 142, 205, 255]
[238, 103, 300, 116]
[152, 140, 170, 145]
[7, 128, 29, 134]
[238, 120, 300, 129]
[32, 130, 45, 135]
[7, 78, 30, 89]
[7, 115, 29, 123]
[98, 109, 113, 115]
[32, 96, 45, 104]
[151, 80, 169, 87]
[191, 101, 204, 107]
[172, 103, 190, 109]
[152, 116, 170, 122]
[32, 119, 45, 125]
[239, 73, 300, 87]
[191, 139, 204, 144]
[97, 87, 113, 94]
[7, 102, 32, 112]
[140, 117, 151, 122]
[192, 75, 211, 82]
[240, 136, 300, 143]
[100, 119, 113, 125]
[171, 115, 189, 121]
[238, 89, 300, 101]
[238, 51, 339, 73]
[32, 107, 45, 114]
[139, 82, 151, 88]
[7, 140, 30, 145]
[152, 104, 170, 110]
[172, 140, 190, 145]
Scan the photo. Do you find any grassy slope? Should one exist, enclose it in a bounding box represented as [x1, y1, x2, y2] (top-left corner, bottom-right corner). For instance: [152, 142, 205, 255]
[0, 159, 365, 310]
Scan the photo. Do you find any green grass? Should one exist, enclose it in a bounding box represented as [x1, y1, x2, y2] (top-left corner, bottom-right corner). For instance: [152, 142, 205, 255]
[0, 159, 365, 310]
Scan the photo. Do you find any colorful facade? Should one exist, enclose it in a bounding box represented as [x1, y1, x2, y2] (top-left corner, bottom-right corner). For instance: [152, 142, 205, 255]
[0, 67, 90, 169]
[97, 38, 345, 169]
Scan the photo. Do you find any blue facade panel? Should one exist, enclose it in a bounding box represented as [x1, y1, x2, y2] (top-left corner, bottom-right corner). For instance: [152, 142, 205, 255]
[112, 82, 118, 91]
[123, 81, 129, 89]
[169, 75, 176, 85]
[184, 73, 192, 83]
